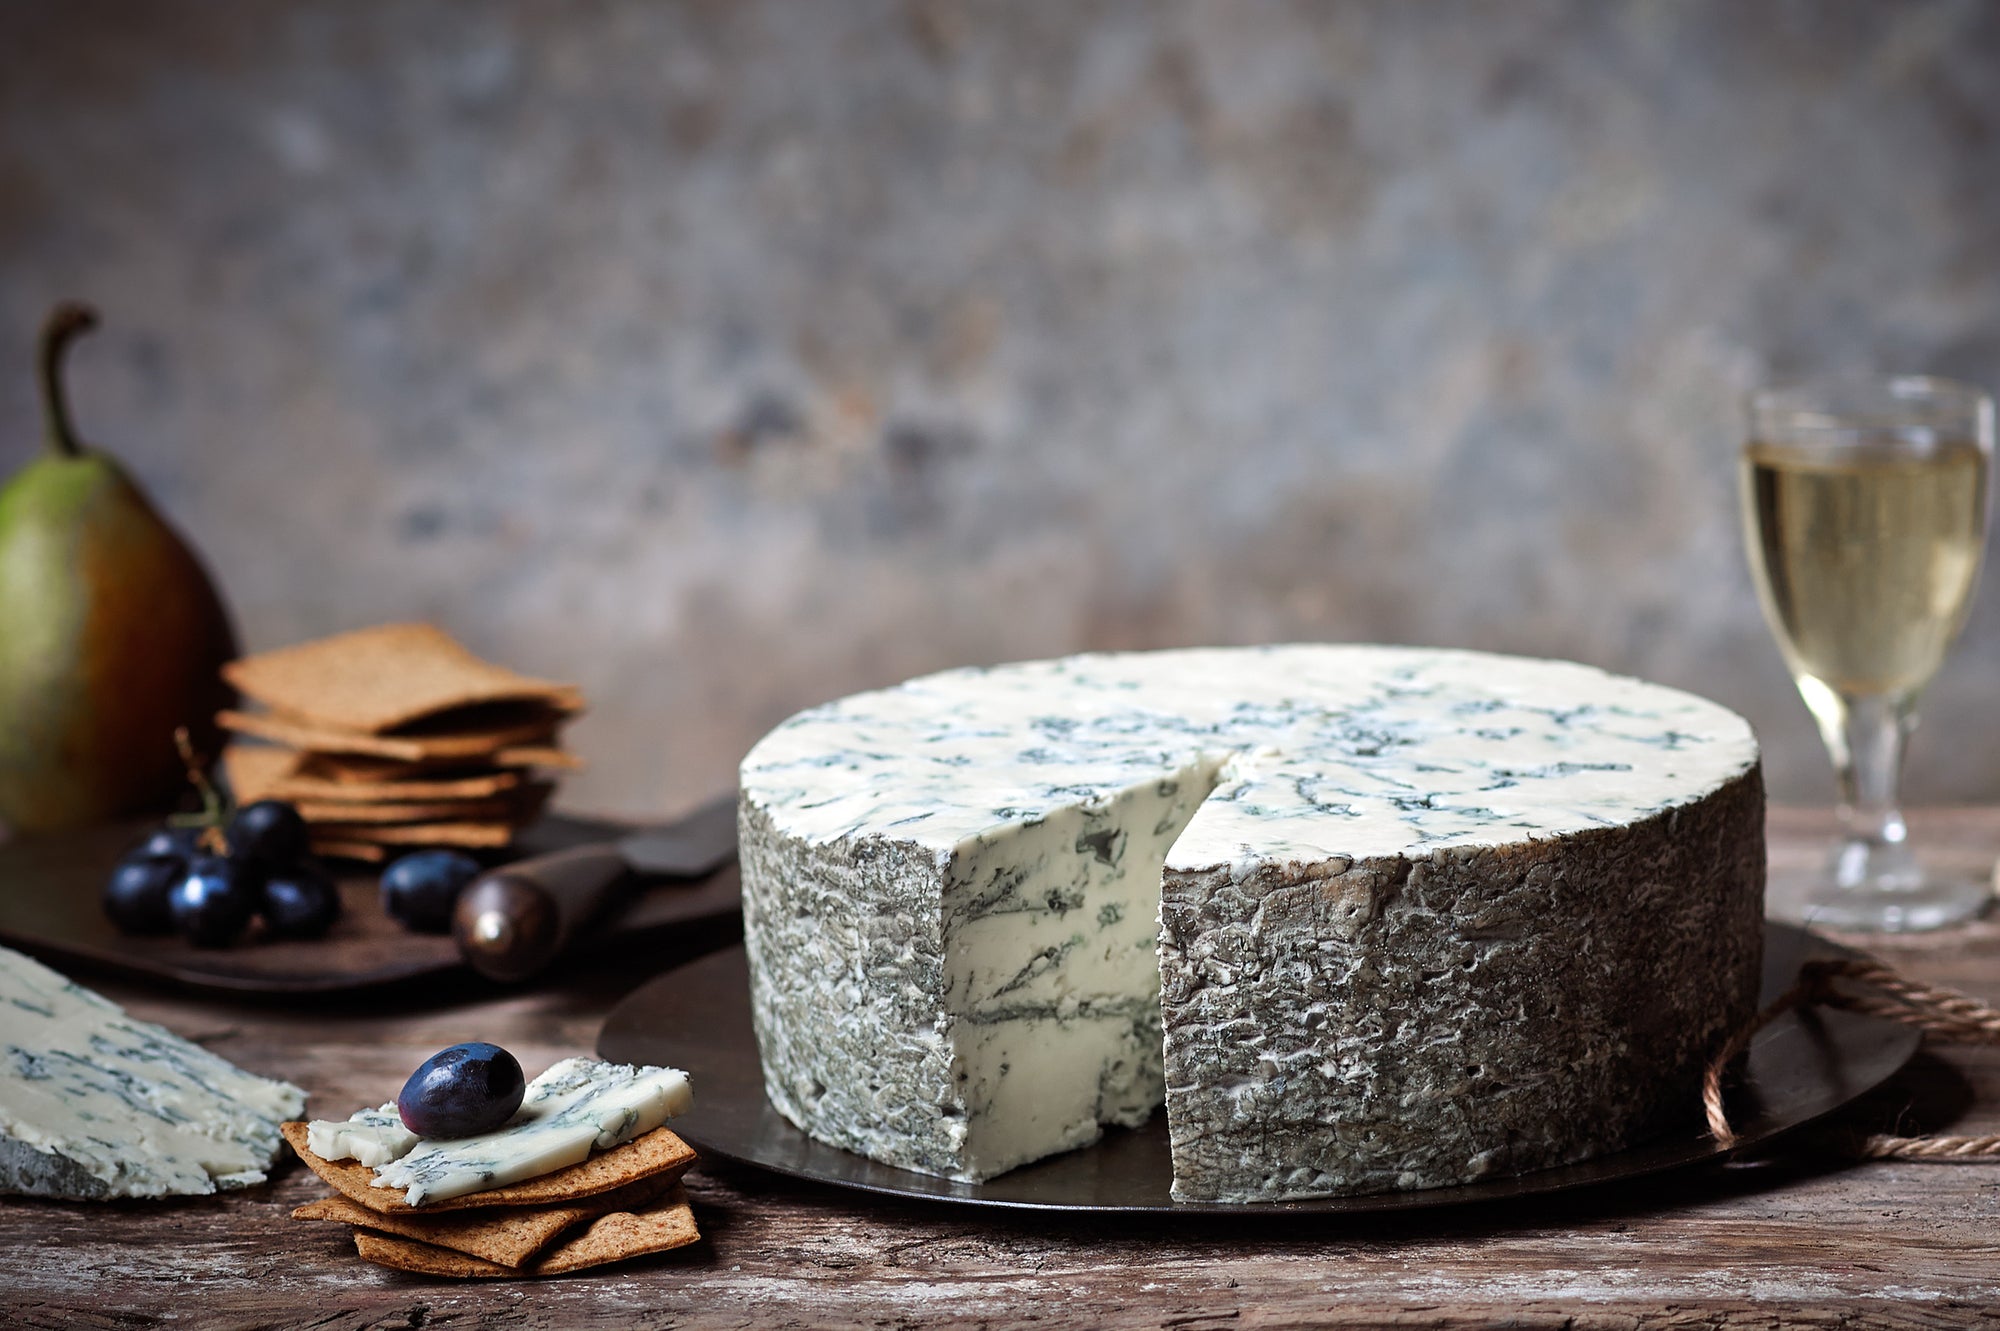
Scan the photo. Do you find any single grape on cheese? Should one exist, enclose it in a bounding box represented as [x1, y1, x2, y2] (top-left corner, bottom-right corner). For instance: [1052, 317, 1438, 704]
[397, 1042, 526, 1139]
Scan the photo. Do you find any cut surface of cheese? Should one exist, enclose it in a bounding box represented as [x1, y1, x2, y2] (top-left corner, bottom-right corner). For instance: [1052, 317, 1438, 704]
[738, 645, 1765, 1201]
[307, 1103, 418, 1168]
[0, 944, 305, 1199]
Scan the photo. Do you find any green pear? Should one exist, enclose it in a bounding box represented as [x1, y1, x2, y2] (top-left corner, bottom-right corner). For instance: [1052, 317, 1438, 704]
[0, 302, 237, 835]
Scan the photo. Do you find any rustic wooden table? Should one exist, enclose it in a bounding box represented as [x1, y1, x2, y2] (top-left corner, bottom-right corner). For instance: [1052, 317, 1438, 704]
[9, 808, 2000, 1330]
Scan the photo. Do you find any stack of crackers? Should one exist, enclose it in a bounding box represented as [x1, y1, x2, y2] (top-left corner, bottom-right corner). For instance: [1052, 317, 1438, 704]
[218, 623, 584, 862]
[280, 1122, 701, 1278]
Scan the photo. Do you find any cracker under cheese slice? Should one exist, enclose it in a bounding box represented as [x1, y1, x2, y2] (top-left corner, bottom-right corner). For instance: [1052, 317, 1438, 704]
[293, 1171, 678, 1267]
[280, 1122, 697, 1216]
[351, 1183, 700, 1277]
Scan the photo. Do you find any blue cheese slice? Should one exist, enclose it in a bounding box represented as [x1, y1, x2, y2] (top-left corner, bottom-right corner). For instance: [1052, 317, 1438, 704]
[739, 644, 1767, 1200]
[367, 1057, 691, 1205]
[0, 944, 306, 1200]
[307, 1103, 418, 1168]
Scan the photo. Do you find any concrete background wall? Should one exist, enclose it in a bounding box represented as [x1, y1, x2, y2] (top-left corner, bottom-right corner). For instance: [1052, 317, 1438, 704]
[2, 1, 1998, 819]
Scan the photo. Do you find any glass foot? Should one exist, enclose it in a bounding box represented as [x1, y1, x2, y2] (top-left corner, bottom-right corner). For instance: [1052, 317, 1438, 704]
[1802, 874, 1992, 933]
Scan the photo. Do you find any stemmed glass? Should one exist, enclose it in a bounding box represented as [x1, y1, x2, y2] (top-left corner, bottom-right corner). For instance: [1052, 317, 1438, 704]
[1741, 375, 1995, 932]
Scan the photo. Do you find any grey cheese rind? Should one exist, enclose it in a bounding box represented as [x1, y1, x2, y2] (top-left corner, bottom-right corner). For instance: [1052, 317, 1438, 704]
[1159, 766, 1765, 1201]
[741, 796, 960, 1177]
[738, 645, 1765, 1199]
[0, 944, 306, 1200]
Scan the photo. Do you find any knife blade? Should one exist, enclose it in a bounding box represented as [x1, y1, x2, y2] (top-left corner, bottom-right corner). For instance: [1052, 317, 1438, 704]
[452, 794, 738, 982]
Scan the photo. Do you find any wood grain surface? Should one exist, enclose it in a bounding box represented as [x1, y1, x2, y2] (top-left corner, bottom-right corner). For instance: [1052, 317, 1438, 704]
[8, 807, 2000, 1329]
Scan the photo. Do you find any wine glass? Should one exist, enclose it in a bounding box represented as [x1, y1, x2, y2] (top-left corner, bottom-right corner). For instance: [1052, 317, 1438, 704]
[1741, 374, 1995, 932]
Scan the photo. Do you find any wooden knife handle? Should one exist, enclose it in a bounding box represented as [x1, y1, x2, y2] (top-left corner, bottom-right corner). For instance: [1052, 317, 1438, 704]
[452, 844, 630, 983]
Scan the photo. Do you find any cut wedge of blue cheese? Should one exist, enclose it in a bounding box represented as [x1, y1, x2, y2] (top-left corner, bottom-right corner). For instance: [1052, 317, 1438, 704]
[0, 944, 305, 1200]
[307, 1103, 417, 1168]
[738, 645, 1766, 1202]
[310, 1057, 691, 1205]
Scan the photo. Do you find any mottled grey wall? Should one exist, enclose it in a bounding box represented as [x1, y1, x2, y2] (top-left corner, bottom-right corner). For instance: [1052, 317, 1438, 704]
[2, 1, 1998, 818]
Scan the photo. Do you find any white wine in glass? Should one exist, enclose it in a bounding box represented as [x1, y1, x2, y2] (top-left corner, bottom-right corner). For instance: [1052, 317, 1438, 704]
[1742, 374, 1995, 931]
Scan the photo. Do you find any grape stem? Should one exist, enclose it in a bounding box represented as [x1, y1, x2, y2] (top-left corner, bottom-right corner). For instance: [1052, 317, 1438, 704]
[168, 726, 232, 853]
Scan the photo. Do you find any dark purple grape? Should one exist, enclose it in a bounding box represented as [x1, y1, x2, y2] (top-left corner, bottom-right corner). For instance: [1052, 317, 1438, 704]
[260, 864, 342, 939]
[380, 850, 482, 934]
[397, 1042, 526, 1139]
[103, 855, 181, 935]
[169, 855, 257, 947]
[227, 799, 309, 868]
[134, 825, 203, 862]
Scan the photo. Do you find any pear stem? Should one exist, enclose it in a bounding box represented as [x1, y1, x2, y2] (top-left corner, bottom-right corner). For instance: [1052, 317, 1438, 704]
[37, 301, 99, 460]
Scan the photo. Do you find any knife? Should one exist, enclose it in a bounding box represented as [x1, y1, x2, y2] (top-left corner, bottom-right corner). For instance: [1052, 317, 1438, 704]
[452, 794, 738, 982]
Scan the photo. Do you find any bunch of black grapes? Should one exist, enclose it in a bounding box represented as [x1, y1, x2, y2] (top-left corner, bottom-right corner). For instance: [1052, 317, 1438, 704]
[104, 800, 340, 946]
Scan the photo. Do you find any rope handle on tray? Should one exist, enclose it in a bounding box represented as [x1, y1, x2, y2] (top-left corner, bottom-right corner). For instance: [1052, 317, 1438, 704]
[1704, 956, 2000, 1159]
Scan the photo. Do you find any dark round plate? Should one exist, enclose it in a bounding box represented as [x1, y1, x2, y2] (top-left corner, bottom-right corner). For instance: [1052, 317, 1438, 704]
[0, 813, 740, 996]
[598, 921, 1917, 1214]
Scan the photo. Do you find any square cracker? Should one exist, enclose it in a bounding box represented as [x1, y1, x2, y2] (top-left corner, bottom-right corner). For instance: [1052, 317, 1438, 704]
[293, 1172, 677, 1267]
[222, 745, 297, 802]
[311, 837, 387, 864]
[225, 745, 529, 803]
[278, 1121, 697, 1215]
[289, 787, 547, 826]
[217, 708, 563, 762]
[490, 746, 585, 772]
[223, 623, 582, 734]
[352, 1183, 700, 1278]
[306, 820, 520, 849]
[312, 746, 584, 782]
